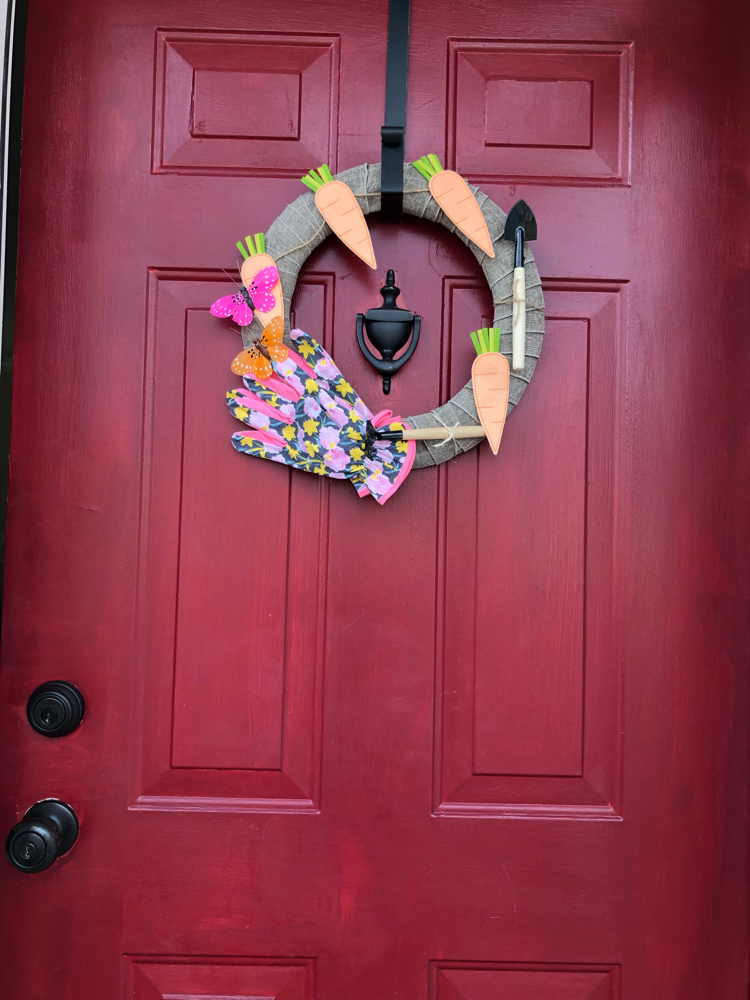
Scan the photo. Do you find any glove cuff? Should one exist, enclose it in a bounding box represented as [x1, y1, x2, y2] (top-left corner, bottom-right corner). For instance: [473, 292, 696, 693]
[355, 410, 416, 504]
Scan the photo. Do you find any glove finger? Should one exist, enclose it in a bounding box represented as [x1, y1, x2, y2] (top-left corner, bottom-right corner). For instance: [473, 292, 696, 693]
[328, 373, 374, 422]
[289, 329, 336, 370]
[287, 329, 373, 423]
[240, 352, 316, 400]
[242, 369, 300, 402]
[231, 425, 325, 475]
[231, 429, 294, 462]
[264, 353, 316, 395]
[227, 387, 296, 426]
[315, 388, 357, 431]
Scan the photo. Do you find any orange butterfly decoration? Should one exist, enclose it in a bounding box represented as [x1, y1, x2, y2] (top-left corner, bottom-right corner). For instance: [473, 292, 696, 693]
[231, 316, 289, 380]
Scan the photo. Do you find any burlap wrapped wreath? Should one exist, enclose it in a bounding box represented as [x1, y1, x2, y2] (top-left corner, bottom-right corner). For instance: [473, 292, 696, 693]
[240, 162, 544, 469]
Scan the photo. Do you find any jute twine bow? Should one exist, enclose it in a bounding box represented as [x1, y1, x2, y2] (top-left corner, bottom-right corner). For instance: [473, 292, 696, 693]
[432, 416, 460, 456]
[430, 415, 482, 458]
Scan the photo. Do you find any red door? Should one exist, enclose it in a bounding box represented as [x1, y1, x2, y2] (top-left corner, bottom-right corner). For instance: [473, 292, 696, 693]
[1, 1, 747, 997]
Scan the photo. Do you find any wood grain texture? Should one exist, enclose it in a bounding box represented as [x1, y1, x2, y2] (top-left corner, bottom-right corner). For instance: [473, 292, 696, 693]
[0, 0, 747, 998]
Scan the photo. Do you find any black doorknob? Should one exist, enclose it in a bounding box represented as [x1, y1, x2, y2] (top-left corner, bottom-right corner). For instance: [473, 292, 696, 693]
[27, 681, 85, 737]
[5, 801, 79, 873]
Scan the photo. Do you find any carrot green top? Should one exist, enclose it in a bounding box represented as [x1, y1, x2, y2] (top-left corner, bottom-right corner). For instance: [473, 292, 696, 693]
[470, 327, 501, 355]
[236, 233, 266, 260]
[301, 164, 335, 192]
[412, 154, 445, 180]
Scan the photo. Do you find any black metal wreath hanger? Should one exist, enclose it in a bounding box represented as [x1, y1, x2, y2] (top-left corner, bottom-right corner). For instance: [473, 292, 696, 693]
[380, 0, 410, 223]
[357, 0, 420, 394]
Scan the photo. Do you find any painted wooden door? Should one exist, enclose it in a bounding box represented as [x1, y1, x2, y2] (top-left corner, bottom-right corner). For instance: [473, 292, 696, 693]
[1, 0, 747, 997]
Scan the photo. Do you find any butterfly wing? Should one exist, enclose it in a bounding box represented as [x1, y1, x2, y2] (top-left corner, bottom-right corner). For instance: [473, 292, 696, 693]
[230, 293, 255, 327]
[211, 291, 254, 327]
[260, 317, 289, 363]
[248, 266, 279, 294]
[231, 346, 273, 380]
[266, 344, 289, 363]
[260, 317, 284, 344]
[211, 294, 237, 318]
[251, 292, 276, 314]
[247, 266, 279, 316]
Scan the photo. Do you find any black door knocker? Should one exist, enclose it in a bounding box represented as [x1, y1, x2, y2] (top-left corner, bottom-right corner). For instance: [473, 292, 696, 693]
[356, 271, 421, 394]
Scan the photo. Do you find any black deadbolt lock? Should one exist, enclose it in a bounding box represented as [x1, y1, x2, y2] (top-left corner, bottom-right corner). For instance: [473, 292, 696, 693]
[6, 800, 79, 873]
[27, 681, 85, 737]
[356, 270, 421, 394]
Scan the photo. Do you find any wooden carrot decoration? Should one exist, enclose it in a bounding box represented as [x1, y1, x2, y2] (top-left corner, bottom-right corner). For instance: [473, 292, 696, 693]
[301, 165, 376, 269]
[470, 327, 510, 455]
[413, 155, 495, 258]
[237, 233, 283, 328]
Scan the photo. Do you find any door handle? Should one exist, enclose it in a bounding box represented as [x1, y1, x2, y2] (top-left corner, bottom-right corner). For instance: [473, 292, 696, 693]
[5, 801, 79, 873]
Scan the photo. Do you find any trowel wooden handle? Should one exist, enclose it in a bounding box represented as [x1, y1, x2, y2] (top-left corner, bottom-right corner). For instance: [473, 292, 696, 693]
[403, 426, 485, 440]
[512, 266, 526, 370]
[377, 426, 485, 441]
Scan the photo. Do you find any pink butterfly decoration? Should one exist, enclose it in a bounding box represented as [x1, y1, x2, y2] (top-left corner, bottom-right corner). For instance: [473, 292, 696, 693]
[210, 265, 279, 327]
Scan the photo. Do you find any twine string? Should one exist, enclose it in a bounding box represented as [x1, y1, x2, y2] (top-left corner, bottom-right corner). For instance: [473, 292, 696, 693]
[431, 415, 462, 457]
[273, 221, 329, 261]
[494, 296, 545, 311]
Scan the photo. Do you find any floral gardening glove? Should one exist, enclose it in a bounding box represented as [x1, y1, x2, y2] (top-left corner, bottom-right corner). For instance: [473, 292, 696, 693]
[226, 329, 415, 504]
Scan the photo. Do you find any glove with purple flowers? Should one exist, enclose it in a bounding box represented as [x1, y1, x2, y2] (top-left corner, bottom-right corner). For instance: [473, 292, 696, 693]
[226, 329, 415, 503]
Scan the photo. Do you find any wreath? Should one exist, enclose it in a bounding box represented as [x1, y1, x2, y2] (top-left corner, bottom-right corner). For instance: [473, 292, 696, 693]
[210, 159, 544, 503]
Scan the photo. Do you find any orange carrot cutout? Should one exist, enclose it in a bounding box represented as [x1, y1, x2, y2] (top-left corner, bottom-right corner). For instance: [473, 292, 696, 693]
[237, 233, 283, 328]
[413, 155, 495, 258]
[301, 165, 376, 270]
[470, 327, 509, 455]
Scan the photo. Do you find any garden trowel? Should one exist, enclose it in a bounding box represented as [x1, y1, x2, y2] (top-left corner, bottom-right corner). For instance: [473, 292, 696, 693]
[503, 200, 537, 370]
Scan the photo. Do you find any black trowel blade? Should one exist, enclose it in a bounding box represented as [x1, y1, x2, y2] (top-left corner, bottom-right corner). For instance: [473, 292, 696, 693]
[503, 200, 537, 241]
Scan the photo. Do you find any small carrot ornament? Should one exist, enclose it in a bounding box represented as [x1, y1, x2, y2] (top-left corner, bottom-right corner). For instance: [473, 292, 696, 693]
[301, 165, 376, 269]
[236, 233, 283, 328]
[412, 155, 495, 258]
[470, 327, 510, 455]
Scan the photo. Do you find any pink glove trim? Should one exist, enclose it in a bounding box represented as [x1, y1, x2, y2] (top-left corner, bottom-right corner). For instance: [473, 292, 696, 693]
[266, 372, 300, 399]
[230, 387, 294, 425]
[242, 371, 300, 402]
[355, 411, 416, 504]
[231, 426, 287, 449]
[371, 409, 394, 427]
[356, 409, 394, 497]
[374, 422, 416, 505]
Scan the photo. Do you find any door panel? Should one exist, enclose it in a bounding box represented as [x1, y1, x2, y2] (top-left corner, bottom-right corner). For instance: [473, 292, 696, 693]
[448, 40, 632, 185]
[135, 270, 327, 806]
[125, 955, 314, 1000]
[430, 962, 620, 1000]
[0, 0, 747, 998]
[154, 30, 341, 176]
[438, 282, 624, 815]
